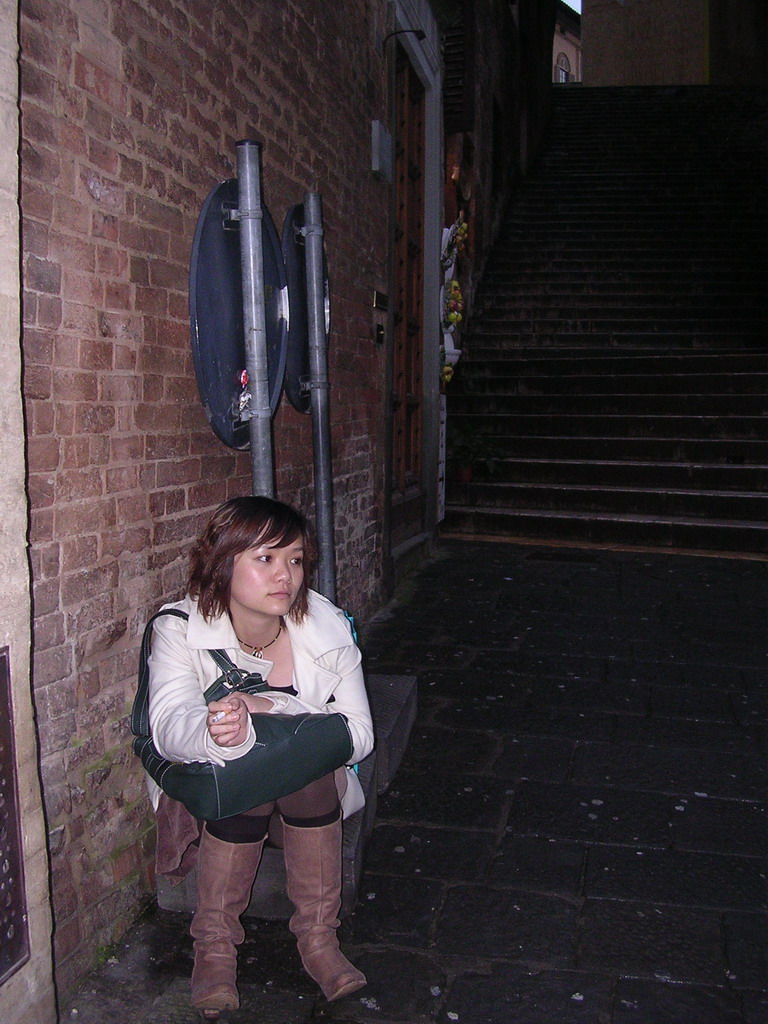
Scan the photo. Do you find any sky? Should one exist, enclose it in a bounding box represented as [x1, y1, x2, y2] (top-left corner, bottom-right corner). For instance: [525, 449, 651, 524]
[563, 0, 582, 11]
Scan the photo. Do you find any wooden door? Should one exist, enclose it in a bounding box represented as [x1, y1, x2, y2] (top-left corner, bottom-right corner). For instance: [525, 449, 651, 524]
[391, 48, 426, 547]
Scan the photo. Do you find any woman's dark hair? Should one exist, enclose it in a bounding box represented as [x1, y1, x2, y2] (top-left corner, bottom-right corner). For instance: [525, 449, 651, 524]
[188, 497, 316, 623]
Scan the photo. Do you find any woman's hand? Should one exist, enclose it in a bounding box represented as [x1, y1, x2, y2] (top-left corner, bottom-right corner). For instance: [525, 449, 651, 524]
[206, 695, 250, 747]
[206, 694, 274, 747]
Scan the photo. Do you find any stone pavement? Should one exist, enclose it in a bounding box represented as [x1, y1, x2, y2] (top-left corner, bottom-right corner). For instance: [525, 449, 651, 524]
[61, 540, 768, 1024]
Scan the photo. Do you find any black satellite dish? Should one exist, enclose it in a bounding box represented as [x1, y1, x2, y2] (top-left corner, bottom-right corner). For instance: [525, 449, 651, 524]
[189, 178, 288, 449]
[281, 203, 330, 414]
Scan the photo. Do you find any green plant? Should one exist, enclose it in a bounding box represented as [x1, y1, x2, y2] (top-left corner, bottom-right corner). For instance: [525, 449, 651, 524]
[445, 422, 503, 475]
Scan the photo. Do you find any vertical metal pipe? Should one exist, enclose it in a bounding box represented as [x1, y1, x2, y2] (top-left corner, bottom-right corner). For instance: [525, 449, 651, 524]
[236, 139, 274, 497]
[303, 192, 336, 602]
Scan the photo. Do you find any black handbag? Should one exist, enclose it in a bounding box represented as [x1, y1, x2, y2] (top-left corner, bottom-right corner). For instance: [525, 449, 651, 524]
[130, 609, 354, 820]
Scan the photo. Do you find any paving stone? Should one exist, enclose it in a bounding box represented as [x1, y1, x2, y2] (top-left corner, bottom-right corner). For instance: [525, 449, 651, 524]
[434, 885, 578, 962]
[515, 651, 608, 681]
[606, 659, 685, 686]
[570, 740, 768, 800]
[612, 978, 744, 1023]
[723, 911, 768, 990]
[431, 693, 539, 734]
[319, 948, 446, 1022]
[584, 845, 767, 910]
[743, 988, 768, 1024]
[530, 676, 649, 715]
[417, 664, 532, 696]
[677, 662, 756, 688]
[492, 734, 575, 782]
[489, 835, 585, 895]
[364, 823, 496, 882]
[733, 688, 768, 727]
[577, 899, 725, 983]
[649, 682, 738, 722]
[375, 770, 514, 831]
[346, 873, 445, 947]
[498, 707, 617, 742]
[440, 964, 614, 1024]
[612, 714, 760, 753]
[239, 918, 314, 992]
[508, 780, 686, 846]
[396, 723, 501, 774]
[672, 795, 766, 857]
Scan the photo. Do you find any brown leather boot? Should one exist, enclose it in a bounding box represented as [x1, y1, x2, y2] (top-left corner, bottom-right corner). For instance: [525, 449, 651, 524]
[282, 818, 366, 1002]
[190, 827, 265, 1019]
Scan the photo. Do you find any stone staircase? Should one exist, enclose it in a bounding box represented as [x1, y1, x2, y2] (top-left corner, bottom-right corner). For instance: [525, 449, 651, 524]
[443, 86, 768, 555]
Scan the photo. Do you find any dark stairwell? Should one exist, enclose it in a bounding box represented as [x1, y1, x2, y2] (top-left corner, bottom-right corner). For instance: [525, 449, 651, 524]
[443, 86, 767, 555]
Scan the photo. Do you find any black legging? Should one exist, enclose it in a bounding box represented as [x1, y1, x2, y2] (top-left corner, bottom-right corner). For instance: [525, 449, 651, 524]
[205, 771, 339, 844]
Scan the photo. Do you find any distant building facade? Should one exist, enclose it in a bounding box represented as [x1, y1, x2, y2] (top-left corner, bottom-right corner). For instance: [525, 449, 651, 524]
[582, 0, 765, 86]
[553, 1, 582, 83]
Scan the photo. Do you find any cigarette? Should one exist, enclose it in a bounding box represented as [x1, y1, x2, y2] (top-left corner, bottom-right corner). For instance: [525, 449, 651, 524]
[210, 710, 226, 724]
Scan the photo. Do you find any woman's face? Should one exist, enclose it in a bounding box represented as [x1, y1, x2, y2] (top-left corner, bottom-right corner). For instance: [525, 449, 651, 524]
[229, 539, 305, 621]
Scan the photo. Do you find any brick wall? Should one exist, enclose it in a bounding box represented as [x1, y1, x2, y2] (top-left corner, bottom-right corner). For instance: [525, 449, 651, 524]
[20, 0, 390, 993]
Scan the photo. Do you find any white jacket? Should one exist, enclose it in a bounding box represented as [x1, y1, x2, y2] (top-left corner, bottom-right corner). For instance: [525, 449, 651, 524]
[145, 589, 374, 811]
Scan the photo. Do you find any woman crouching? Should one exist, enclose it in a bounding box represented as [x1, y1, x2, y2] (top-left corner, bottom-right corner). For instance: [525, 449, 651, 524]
[146, 496, 374, 1019]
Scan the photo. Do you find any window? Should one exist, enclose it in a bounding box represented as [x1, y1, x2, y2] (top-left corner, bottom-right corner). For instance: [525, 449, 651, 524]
[555, 52, 571, 83]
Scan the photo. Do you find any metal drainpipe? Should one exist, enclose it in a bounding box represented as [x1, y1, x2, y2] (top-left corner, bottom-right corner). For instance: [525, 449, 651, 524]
[236, 139, 275, 497]
[303, 192, 337, 602]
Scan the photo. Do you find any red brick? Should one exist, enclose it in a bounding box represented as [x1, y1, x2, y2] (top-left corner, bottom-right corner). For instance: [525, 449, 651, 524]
[33, 643, 73, 686]
[148, 258, 185, 290]
[73, 402, 117, 434]
[97, 244, 128, 276]
[24, 326, 55, 363]
[38, 295, 63, 327]
[61, 301, 97, 335]
[87, 136, 120, 174]
[79, 167, 125, 210]
[27, 435, 61, 473]
[61, 562, 118, 607]
[92, 211, 119, 241]
[53, 369, 98, 402]
[111, 434, 144, 461]
[80, 338, 114, 370]
[145, 432, 189, 460]
[119, 154, 143, 186]
[25, 254, 61, 294]
[24, 362, 52, 400]
[115, 492, 149, 526]
[28, 398, 55, 436]
[74, 52, 128, 113]
[56, 467, 103, 503]
[105, 465, 138, 492]
[61, 435, 90, 471]
[105, 281, 131, 308]
[149, 487, 185, 517]
[61, 535, 99, 573]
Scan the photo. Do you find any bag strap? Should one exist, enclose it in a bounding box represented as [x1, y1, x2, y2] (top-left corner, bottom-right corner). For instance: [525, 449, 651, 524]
[131, 608, 190, 737]
[131, 608, 267, 738]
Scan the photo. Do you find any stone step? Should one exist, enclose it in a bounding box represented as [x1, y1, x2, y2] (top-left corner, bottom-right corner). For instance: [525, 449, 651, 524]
[156, 672, 417, 920]
[471, 434, 768, 465]
[445, 412, 768, 440]
[452, 372, 768, 397]
[445, 480, 768, 521]
[464, 331, 766, 349]
[455, 352, 768, 375]
[441, 505, 768, 555]
[448, 392, 768, 416]
[460, 457, 768, 492]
